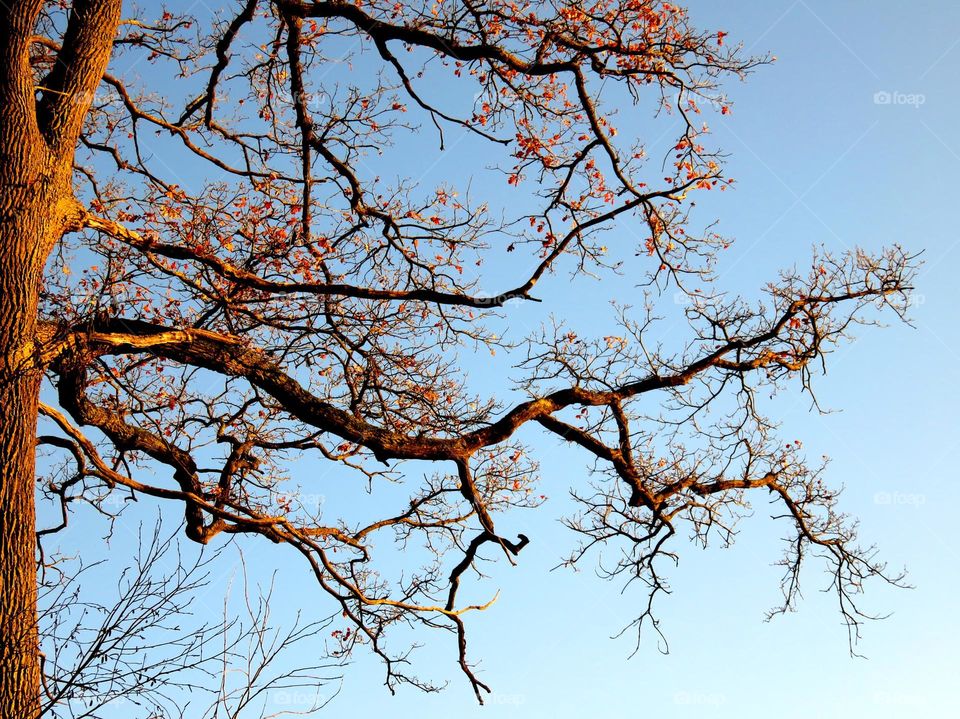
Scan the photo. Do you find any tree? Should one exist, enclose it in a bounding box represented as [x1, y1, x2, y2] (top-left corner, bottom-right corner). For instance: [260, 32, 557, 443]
[35, 520, 340, 718]
[0, 0, 915, 714]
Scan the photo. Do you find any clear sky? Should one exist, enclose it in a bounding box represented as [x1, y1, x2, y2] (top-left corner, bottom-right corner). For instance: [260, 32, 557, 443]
[44, 1, 960, 717]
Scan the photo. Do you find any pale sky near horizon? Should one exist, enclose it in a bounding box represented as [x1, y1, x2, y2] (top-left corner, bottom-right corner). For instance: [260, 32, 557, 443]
[42, 1, 960, 717]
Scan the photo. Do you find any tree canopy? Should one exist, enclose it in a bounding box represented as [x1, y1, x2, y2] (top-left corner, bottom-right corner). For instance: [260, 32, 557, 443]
[0, 0, 916, 712]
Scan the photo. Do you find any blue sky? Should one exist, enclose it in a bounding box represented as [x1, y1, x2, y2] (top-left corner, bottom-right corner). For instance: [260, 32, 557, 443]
[43, 1, 960, 716]
[322, 2, 960, 715]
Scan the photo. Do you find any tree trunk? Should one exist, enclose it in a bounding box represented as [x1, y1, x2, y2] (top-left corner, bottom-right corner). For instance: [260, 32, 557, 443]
[0, 0, 120, 711]
[0, 328, 43, 719]
[0, 151, 68, 719]
[0, 6, 45, 713]
[0, 248, 43, 716]
[0, 183, 61, 719]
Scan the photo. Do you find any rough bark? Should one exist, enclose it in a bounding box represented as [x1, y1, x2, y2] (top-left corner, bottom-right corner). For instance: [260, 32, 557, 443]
[0, 3, 48, 714]
[0, 0, 120, 713]
[0, 248, 44, 719]
[0, 151, 54, 719]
